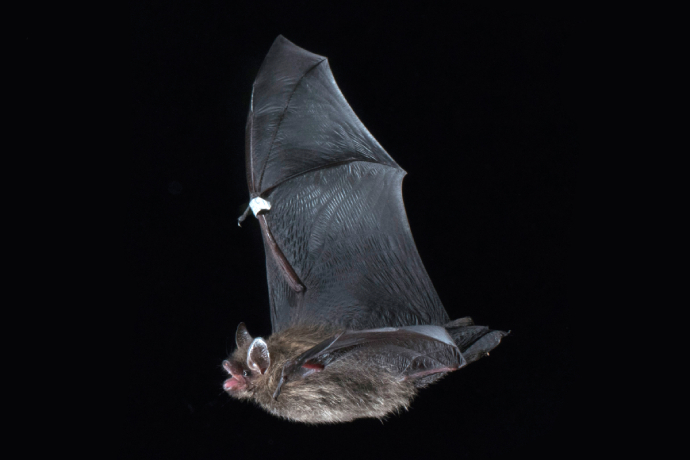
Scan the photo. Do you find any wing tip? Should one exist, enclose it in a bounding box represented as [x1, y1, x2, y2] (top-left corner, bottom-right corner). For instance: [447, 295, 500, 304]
[268, 35, 327, 65]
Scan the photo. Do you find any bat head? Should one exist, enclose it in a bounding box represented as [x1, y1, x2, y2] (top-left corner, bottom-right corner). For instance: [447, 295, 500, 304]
[222, 323, 271, 399]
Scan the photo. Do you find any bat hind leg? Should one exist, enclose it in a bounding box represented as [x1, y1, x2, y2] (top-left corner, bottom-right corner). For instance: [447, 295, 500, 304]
[445, 321, 509, 365]
[461, 330, 509, 365]
[444, 317, 474, 328]
[407, 367, 458, 388]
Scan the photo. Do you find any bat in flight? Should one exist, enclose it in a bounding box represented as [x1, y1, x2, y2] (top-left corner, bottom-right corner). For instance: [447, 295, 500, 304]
[223, 36, 507, 424]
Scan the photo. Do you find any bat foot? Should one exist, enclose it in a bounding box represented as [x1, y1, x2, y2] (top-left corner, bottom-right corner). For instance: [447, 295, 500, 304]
[444, 317, 474, 328]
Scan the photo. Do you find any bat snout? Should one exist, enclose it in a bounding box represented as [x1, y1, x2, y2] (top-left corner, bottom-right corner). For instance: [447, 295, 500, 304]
[223, 359, 242, 375]
[223, 376, 244, 391]
[222, 360, 247, 392]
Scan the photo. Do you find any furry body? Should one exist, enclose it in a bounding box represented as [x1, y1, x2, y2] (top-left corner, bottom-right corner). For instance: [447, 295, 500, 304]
[226, 325, 418, 424]
[223, 320, 505, 423]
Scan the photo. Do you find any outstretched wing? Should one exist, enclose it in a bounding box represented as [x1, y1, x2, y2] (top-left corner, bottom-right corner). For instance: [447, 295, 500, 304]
[245, 36, 449, 332]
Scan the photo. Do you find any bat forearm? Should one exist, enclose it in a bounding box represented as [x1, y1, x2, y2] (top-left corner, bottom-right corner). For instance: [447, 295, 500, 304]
[258, 214, 305, 292]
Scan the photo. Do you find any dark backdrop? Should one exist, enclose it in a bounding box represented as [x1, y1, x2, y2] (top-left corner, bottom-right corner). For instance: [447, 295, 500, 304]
[131, 3, 577, 458]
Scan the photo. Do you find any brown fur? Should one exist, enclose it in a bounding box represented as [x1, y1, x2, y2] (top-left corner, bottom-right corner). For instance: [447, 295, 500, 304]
[225, 324, 419, 424]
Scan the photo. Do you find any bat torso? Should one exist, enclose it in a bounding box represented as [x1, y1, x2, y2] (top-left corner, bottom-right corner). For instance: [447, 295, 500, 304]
[231, 324, 419, 424]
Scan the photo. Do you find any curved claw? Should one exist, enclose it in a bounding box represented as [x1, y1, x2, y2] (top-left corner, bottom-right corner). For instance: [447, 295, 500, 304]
[237, 205, 252, 227]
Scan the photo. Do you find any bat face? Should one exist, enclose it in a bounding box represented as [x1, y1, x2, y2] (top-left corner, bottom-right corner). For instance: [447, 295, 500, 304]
[222, 323, 270, 400]
[221, 359, 249, 393]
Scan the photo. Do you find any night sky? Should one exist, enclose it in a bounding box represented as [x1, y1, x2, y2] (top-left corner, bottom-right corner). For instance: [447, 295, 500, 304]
[131, 3, 577, 458]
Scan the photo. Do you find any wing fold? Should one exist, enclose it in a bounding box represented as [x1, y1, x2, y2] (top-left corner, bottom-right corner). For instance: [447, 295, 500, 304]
[272, 326, 463, 399]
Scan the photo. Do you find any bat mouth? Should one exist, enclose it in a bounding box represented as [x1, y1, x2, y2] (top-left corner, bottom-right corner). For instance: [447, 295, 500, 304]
[223, 376, 243, 391]
[222, 360, 247, 392]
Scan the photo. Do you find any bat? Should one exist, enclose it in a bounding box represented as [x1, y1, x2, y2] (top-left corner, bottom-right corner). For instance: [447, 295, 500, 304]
[223, 35, 507, 424]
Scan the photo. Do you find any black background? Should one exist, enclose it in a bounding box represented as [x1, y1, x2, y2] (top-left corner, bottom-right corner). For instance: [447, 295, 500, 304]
[131, 3, 577, 458]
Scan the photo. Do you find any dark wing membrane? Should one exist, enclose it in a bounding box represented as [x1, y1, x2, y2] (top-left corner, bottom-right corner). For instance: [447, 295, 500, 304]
[263, 161, 449, 331]
[247, 36, 449, 332]
[273, 326, 464, 398]
[247, 35, 399, 196]
[291, 326, 464, 375]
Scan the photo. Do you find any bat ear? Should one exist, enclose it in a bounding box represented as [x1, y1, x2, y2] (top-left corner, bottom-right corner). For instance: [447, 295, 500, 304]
[247, 338, 270, 374]
[236, 322, 253, 348]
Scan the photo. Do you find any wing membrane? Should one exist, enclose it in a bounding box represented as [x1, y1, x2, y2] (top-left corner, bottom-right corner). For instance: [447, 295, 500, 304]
[246, 36, 449, 332]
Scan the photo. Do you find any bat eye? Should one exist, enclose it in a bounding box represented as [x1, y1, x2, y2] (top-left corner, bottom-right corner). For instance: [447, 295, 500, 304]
[243, 370, 251, 377]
